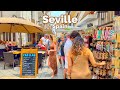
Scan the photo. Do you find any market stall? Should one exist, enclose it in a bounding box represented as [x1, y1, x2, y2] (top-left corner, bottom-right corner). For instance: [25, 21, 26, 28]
[111, 16, 120, 79]
[85, 15, 120, 79]
[90, 26, 116, 79]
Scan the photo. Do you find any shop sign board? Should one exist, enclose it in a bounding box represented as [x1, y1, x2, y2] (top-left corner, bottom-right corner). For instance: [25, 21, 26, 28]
[20, 49, 38, 78]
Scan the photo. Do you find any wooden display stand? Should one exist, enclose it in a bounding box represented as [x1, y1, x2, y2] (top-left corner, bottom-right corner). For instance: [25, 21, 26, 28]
[112, 17, 120, 78]
[92, 26, 115, 79]
[20, 48, 38, 78]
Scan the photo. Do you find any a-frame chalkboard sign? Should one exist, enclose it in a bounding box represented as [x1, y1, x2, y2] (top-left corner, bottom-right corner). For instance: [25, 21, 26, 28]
[20, 49, 38, 78]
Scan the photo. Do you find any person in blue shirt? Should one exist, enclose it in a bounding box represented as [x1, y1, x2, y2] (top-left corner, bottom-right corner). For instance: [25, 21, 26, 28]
[33, 41, 39, 47]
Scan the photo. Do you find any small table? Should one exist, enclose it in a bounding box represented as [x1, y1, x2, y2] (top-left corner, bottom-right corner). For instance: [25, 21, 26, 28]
[9, 50, 46, 54]
[9, 50, 21, 54]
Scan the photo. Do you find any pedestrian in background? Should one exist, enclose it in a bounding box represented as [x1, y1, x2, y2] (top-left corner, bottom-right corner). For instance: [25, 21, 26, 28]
[64, 33, 72, 79]
[64, 31, 81, 79]
[41, 34, 47, 46]
[48, 35, 57, 78]
[59, 36, 65, 68]
[47, 35, 50, 50]
[57, 37, 62, 68]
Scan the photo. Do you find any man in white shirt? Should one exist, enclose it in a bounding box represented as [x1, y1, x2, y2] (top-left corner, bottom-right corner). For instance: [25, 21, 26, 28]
[46, 35, 50, 50]
[0, 44, 5, 49]
[64, 33, 72, 79]
[41, 34, 47, 45]
[0, 41, 5, 49]
[64, 31, 81, 79]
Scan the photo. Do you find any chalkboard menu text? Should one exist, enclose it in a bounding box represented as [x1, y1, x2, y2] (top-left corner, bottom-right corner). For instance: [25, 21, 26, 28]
[20, 49, 38, 78]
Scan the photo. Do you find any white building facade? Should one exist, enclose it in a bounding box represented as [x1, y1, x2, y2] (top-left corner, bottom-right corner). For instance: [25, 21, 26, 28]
[0, 11, 40, 47]
[76, 12, 98, 30]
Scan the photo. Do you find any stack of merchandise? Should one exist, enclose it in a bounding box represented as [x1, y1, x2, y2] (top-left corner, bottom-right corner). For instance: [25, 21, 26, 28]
[111, 16, 120, 79]
[91, 26, 115, 79]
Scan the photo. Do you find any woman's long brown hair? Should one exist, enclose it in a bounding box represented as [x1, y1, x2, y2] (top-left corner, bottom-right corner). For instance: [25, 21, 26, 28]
[50, 34, 53, 41]
[50, 34, 57, 45]
[71, 36, 84, 56]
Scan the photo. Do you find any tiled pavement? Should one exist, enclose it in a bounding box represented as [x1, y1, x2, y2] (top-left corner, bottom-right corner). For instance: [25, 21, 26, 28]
[0, 57, 64, 79]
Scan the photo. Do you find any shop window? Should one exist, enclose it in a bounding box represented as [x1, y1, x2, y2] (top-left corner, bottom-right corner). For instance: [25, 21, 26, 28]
[99, 13, 102, 25]
[0, 33, 1, 40]
[9, 33, 11, 41]
[105, 12, 107, 22]
[97, 13, 100, 18]
[30, 34, 32, 42]
[38, 33, 42, 41]
[28, 34, 30, 42]
[6, 32, 8, 41]
[27, 34, 29, 42]
[102, 12, 106, 24]
[13, 33, 16, 41]
[109, 12, 113, 21]
[28, 34, 32, 42]
[3, 32, 5, 41]
[101, 12, 103, 25]
[98, 11, 114, 25]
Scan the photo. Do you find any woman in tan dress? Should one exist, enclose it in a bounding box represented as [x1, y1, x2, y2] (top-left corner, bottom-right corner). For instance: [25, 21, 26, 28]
[67, 36, 106, 79]
[48, 35, 57, 78]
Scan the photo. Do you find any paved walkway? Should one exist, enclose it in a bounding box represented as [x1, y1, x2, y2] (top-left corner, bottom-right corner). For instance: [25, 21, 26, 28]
[0, 57, 64, 79]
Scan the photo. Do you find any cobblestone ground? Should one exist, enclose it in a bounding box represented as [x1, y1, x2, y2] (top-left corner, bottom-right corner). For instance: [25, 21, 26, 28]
[0, 56, 64, 79]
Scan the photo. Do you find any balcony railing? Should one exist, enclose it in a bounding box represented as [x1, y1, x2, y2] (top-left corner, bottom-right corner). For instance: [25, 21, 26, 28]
[97, 11, 114, 26]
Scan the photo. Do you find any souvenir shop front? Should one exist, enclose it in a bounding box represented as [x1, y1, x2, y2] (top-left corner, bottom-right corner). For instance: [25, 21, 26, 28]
[88, 16, 120, 79]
